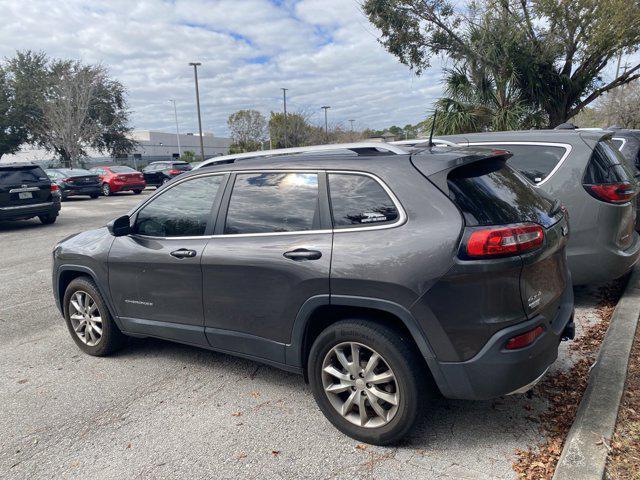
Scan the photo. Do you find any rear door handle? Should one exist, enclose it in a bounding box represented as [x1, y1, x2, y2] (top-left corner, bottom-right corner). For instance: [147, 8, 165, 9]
[170, 248, 197, 259]
[283, 248, 322, 261]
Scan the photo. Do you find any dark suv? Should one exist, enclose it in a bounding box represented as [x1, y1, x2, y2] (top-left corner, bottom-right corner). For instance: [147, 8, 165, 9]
[0, 163, 61, 224]
[52, 146, 574, 444]
[142, 161, 192, 187]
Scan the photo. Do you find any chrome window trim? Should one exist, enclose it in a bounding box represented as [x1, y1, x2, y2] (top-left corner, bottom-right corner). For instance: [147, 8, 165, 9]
[465, 141, 573, 186]
[130, 169, 406, 240]
[9, 187, 41, 193]
[612, 137, 627, 150]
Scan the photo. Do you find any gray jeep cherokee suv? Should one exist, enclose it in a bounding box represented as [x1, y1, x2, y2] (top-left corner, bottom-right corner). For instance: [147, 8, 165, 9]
[52, 146, 574, 444]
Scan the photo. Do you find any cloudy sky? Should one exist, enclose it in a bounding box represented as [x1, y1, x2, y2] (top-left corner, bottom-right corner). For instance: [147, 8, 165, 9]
[0, 0, 445, 137]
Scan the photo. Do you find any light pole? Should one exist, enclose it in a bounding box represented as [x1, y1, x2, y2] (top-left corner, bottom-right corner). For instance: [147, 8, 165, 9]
[281, 88, 288, 148]
[189, 62, 206, 161]
[169, 99, 182, 157]
[321, 106, 330, 141]
[349, 119, 355, 131]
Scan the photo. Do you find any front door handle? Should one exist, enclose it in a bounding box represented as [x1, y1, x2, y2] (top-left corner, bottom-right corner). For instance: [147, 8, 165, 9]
[170, 248, 197, 259]
[283, 248, 322, 261]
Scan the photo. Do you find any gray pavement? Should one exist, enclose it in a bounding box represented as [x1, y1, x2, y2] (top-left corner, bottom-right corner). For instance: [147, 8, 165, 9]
[0, 192, 601, 479]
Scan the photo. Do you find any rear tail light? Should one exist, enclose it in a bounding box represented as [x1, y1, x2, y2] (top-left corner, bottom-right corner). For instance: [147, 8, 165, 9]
[464, 223, 544, 258]
[506, 326, 544, 350]
[584, 183, 637, 204]
[168, 169, 181, 175]
[50, 184, 59, 192]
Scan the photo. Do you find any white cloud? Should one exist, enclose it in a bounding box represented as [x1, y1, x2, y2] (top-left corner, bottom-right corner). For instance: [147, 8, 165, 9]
[0, 0, 445, 136]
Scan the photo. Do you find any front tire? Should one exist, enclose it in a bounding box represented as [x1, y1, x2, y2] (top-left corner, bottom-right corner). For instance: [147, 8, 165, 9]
[63, 277, 126, 356]
[133, 189, 142, 195]
[101, 183, 111, 196]
[308, 320, 426, 445]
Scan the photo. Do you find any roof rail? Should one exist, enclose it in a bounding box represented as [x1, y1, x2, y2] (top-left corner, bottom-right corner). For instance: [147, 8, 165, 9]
[193, 142, 408, 170]
[390, 138, 459, 147]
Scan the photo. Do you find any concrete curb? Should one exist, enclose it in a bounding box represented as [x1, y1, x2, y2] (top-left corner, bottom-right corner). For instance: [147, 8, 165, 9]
[553, 268, 640, 480]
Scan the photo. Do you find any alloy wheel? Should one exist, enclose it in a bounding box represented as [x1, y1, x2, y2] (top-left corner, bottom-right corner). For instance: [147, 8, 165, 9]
[102, 184, 110, 196]
[321, 342, 399, 428]
[68, 290, 103, 346]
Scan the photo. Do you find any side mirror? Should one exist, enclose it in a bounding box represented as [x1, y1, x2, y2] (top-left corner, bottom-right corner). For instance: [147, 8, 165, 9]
[107, 215, 132, 237]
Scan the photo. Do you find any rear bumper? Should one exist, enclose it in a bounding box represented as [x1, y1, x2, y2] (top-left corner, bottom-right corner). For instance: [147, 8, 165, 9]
[62, 186, 101, 197]
[434, 280, 574, 400]
[569, 231, 640, 285]
[111, 183, 146, 192]
[0, 201, 60, 221]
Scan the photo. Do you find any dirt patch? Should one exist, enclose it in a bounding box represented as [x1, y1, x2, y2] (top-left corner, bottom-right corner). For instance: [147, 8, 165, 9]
[512, 277, 629, 480]
[605, 309, 640, 480]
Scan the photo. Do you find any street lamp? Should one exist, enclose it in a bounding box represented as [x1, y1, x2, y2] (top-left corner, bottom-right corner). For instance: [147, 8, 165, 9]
[189, 62, 206, 162]
[169, 99, 182, 157]
[349, 119, 355, 131]
[281, 88, 288, 148]
[321, 106, 331, 141]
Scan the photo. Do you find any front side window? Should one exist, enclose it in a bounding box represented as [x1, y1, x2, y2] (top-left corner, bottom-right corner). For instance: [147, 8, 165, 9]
[328, 173, 399, 228]
[135, 175, 223, 237]
[480, 144, 568, 184]
[224, 172, 320, 234]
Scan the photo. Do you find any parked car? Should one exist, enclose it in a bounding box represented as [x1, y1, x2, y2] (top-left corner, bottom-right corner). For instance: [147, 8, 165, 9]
[0, 163, 61, 224]
[53, 144, 574, 444]
[439, 130, 640, 285]
[89, 166, 146, 196]
[46, 168, 101, 200]
[142, 161, 192, 187]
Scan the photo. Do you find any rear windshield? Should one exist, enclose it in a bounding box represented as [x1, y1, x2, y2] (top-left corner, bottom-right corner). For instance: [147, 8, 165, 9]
[584, 140, 633, 184]
[447, 159, 556, 227]
[171, 163, 192, 171]
[110, 166, 136, 173]
[0, 165, 48, 184]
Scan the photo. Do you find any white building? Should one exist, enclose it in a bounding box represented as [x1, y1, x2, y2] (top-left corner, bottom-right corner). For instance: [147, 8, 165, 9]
[1, 130, 232, 167]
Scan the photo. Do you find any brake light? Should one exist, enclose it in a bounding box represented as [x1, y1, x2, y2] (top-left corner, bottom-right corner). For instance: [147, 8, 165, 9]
[506, 326, 544, 350]
[50, 184, 59, 192]
[465, 223, 544, 258]
[584, 183, 637, 204]
[168, 169, 181, 175]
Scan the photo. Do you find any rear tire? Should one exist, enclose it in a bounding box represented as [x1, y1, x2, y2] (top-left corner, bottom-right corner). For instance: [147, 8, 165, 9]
[63, 276, 126, 356]
[101, 183, 111, 196]
[39, 214, 57, 225]
[308, 319, 426, 445]
[90, 193, 99, 199]
[133, 189, 142, 195]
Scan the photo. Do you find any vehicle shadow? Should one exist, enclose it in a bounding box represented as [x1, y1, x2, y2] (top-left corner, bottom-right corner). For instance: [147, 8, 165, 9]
[113, 335, 547, 455]
[0, 218, 47, 231]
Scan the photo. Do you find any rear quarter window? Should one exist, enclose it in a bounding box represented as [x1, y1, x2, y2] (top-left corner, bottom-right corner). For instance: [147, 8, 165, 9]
[473, 144, 567, 184]
[328, 173, 400, 228]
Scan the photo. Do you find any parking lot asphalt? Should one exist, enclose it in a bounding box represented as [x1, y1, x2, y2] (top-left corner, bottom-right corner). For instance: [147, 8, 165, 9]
[0, 191, 602, 480]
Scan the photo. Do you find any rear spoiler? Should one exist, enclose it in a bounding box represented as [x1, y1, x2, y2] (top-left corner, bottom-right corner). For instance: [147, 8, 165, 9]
[410, 147, 513, 195]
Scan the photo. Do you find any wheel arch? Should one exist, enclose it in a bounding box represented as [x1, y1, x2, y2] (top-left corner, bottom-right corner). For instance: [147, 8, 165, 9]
[55, 266, 121, 329]
[287, 295, 451, 394]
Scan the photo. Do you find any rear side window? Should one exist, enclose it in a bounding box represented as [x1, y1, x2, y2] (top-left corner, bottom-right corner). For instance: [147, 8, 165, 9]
[328, 173, 399, 228]
[447, 159, 556, 227]
[224, 172, 320, 234]
[584, 141, 633, 184]
[135, 175, 223, 237]
[479, 144, 567, 184]
[0, 166, 48, 184]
